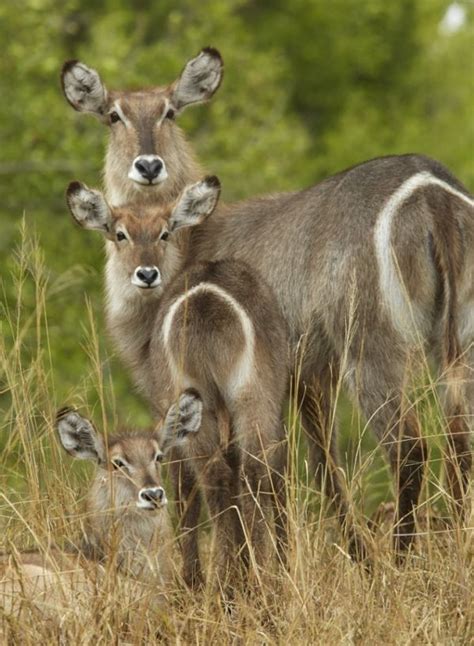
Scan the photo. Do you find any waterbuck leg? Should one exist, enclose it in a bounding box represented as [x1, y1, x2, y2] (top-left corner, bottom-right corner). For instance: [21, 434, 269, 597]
[392, 412, 427, 553]
[299, 375, 367, 561]
[198, 452, 243, 592]
[445, 415, 471, 516]
[223, 440, 249, 569]
[269, 435, 288, 565]
[169, 449, 204, 589]
[231, 396, 288, 574]
[443, 351, 472, 520]
[346, 357, 427, 556]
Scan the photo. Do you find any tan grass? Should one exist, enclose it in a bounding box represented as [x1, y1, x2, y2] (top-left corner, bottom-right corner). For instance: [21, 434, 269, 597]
[0, 229, 472, 644]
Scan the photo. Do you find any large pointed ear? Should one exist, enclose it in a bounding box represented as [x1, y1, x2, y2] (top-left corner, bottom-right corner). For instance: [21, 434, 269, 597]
[66, 181, 112, 233]
[170, 47, 223, 112]
[61, 60, 109, 119]
[159, 390, 203, 453]
[56, 408, 105, 462]
[169, 176, 221, 233]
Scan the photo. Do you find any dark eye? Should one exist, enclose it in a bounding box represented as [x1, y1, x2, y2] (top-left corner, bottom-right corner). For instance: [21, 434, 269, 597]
[160, 231, 169, 242]
[116, 231, 127, 241]
[110, 111, 121, 124]
[155, 453, 164, 463]
[165, 109, 175, 120]
[112, 458, 127, 470]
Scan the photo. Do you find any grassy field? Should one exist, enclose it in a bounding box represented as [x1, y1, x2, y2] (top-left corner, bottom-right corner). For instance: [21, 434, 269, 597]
[0, 229, 473, 644]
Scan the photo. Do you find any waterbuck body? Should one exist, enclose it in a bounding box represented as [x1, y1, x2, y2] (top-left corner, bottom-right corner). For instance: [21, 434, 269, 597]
[195, 155, 474, 551]
[66, 177, 289, 587]
[62, 51, 473, 557]
[155, 257, 289, 586]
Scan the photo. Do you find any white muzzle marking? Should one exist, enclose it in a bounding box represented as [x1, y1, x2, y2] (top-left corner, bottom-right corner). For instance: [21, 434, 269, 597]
[132, 266, 161, 289]
[137, 486, 167, 510]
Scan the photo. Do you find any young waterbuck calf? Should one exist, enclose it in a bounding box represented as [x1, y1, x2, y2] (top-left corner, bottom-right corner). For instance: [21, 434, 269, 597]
[0, 395, 202, 614]
[54, 406, 174, 579]
[61, 51, 473, 556]
[66, 176, 289, 588]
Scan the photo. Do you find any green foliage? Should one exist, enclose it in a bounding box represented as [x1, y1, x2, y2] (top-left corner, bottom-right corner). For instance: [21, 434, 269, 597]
[0, 0, 472, 439]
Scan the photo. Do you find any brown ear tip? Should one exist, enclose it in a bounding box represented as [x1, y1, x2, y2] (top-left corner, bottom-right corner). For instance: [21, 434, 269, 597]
[201, 47, 223, 64]
[204, 175, 221, 190]
[61, 59, 80, 81]
[182, 387, 203, 403]
[66, 180, 83, 197]
[56, 406, 76, 423]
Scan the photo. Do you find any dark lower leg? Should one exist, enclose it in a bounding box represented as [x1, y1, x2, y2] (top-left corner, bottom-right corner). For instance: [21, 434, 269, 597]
[224, 442, 249, 569]
[445, 407, 472, 521]
[269, 448, 288, 564]
[240, 458, 274, 572]
[169, 456, 203, 588]
[392, 415, 427, 553]
[300, 389, 367, 561]
[201, 457, 243, 589]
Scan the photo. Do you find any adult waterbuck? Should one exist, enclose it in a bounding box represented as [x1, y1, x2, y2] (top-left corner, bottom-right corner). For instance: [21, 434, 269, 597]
[61, 50, 473, 559]
[65, 176, 289, 589]
[0, 395, 202, 615]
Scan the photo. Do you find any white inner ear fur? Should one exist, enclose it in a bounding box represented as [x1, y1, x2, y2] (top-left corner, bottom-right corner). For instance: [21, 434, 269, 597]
[63, 62, 108, 115]
[161, 392, 203, 449]
[173, 50, 222, 109]
[69, 187, 111, 232]
[57, 412, 103, 460]
[170, 181, 219, 231]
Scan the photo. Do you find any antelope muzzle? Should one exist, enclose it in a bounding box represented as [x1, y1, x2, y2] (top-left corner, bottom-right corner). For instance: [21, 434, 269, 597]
[128, 155, 168, 186]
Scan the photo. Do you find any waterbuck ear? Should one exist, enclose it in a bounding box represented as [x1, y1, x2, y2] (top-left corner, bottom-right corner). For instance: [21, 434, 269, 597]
[56, 408, 105, 462]
[170, 47, 223, 112]
[61, 60, 108, 119]
[66, 181, 112, 233]
[169, 176, 221, 232]
[159, 390, 203, 453]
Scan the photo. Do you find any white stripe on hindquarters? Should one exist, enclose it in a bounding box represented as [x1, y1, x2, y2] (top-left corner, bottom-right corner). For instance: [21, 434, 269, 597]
[161, 282, 256, 395]
[374, 171, 474, 342]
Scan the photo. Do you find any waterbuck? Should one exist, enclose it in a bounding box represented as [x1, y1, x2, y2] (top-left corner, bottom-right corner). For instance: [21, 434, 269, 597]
[61, 50, 473, 557]
[0, 395, 202, 614]
[66, 176, 289, 588]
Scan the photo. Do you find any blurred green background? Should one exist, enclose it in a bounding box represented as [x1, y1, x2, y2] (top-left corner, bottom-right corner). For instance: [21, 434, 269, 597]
[0, 0, 472, 476]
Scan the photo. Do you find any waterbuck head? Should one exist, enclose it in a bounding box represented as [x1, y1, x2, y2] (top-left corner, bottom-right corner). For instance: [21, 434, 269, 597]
[66, 175, 221, 298]
[56, 408, 167, 513]
[56, 393, 202, 514]
[61, 48, 223, 205]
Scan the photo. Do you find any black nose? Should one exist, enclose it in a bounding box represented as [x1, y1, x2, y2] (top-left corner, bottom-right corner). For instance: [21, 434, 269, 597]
[140, 488, 164, 503]
[134, 158, 163, 182]
[136, 267, 159, 285]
